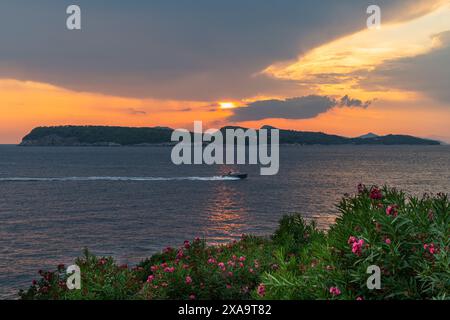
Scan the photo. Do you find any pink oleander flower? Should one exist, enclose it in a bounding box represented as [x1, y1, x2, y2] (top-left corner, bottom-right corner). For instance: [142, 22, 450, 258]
[232, 255, 237, 261]
[385, 238, 391, 245]
[185, 276, 192, 285]
[164, 267, 175, 273]
[356, 296, 364, 301]
[147, 275, 155, 283]
[226, 284, 232, 289]
[348, 236, 357, 245]
[257, 284, 266, 297]
[194, 237, 201, 243]
[184, 241, 191, 249]
[424, 243, 438, 255]
[218, 262, 225, 268]
[228, 271, 233, 277]
[189, 294, 196, 300]
[239, 262, 244, 268]
[249, 268, 254, 274]
[351, 239, 365, 256]
[386, 205, 398, 217]
[150, 265, 159, 272]
[227, 261, 236, 267]
[329, 286, 341, 296]
[163, 247, 173, 254]
[207, 258, 217, 264]
[161, 263, 168, 268]
[370, 187, 383, 200]
[239, 256, 246, 262]
[176, 250, 184, 259]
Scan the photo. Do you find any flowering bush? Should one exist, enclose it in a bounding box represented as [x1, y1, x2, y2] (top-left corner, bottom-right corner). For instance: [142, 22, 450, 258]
[138, 236, 273, 300]
[259, 186, 449, 300]
[20, 237, 274, 300]
[20, 186, 449, 300]
[19, 249, 143, 300]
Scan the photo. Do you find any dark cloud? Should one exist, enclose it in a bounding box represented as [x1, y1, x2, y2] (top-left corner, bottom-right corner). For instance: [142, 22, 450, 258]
[339, 95, 372, 108]
[360, 31, 450, 104]
[229, 95, 370, 121]
[230, 95, 333, 121]
[0, 0, 436, 101]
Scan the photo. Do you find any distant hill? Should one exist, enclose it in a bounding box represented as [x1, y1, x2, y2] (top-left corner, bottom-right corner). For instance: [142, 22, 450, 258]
[350, 134, 440, 145]
[19, 125, 441, 146]
[20, 126, 174, 146]
[358, 133, 379, 139]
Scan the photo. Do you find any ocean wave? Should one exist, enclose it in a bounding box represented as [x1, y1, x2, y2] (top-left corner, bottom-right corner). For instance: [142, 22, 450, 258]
[0, 176, 240, 182]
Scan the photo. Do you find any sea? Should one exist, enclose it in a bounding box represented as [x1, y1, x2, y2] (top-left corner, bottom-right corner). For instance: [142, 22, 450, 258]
[0, 144, 449, 299]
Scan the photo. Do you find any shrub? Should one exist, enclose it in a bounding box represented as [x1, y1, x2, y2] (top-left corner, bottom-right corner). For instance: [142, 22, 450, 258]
[19, 249, 142, 300]
[20, 237, 276, 300]
[138, 236, 274, 300]
[259, 186, 450, 300]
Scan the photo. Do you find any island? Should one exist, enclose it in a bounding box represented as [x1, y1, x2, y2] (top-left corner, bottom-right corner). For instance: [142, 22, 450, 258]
[19, 125, 441, 146]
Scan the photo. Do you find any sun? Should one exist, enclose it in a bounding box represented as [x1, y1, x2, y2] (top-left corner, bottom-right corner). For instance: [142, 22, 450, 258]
[219, 102, 237, 109]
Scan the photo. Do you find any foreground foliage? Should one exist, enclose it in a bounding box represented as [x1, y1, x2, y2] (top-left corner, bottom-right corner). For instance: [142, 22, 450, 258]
[20, 186, 449, 300]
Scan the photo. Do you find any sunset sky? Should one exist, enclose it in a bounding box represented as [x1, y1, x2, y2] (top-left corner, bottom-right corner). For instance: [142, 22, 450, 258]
[0, 0, 449, 143]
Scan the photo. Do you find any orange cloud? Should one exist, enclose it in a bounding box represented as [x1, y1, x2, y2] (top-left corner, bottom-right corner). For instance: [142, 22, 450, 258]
[0, 79, 225, 143]
[262, 3, 450, 101]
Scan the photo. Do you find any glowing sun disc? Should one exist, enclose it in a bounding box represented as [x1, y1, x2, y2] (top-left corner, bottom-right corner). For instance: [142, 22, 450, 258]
[219, 102, 236, 109]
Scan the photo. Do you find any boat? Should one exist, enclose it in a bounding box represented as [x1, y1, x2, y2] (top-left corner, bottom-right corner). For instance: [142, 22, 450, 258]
[223, 172, 248, 180]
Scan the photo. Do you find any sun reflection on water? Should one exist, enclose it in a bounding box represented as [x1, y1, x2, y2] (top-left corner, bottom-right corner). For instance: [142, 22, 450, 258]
[202, 181, 249, 245]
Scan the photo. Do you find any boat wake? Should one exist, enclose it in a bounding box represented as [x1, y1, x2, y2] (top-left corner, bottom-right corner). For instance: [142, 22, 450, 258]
[0, 176, 241, 182]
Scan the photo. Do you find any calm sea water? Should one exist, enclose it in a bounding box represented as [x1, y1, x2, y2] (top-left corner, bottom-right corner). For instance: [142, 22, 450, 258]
[0, 145, 449, 299]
